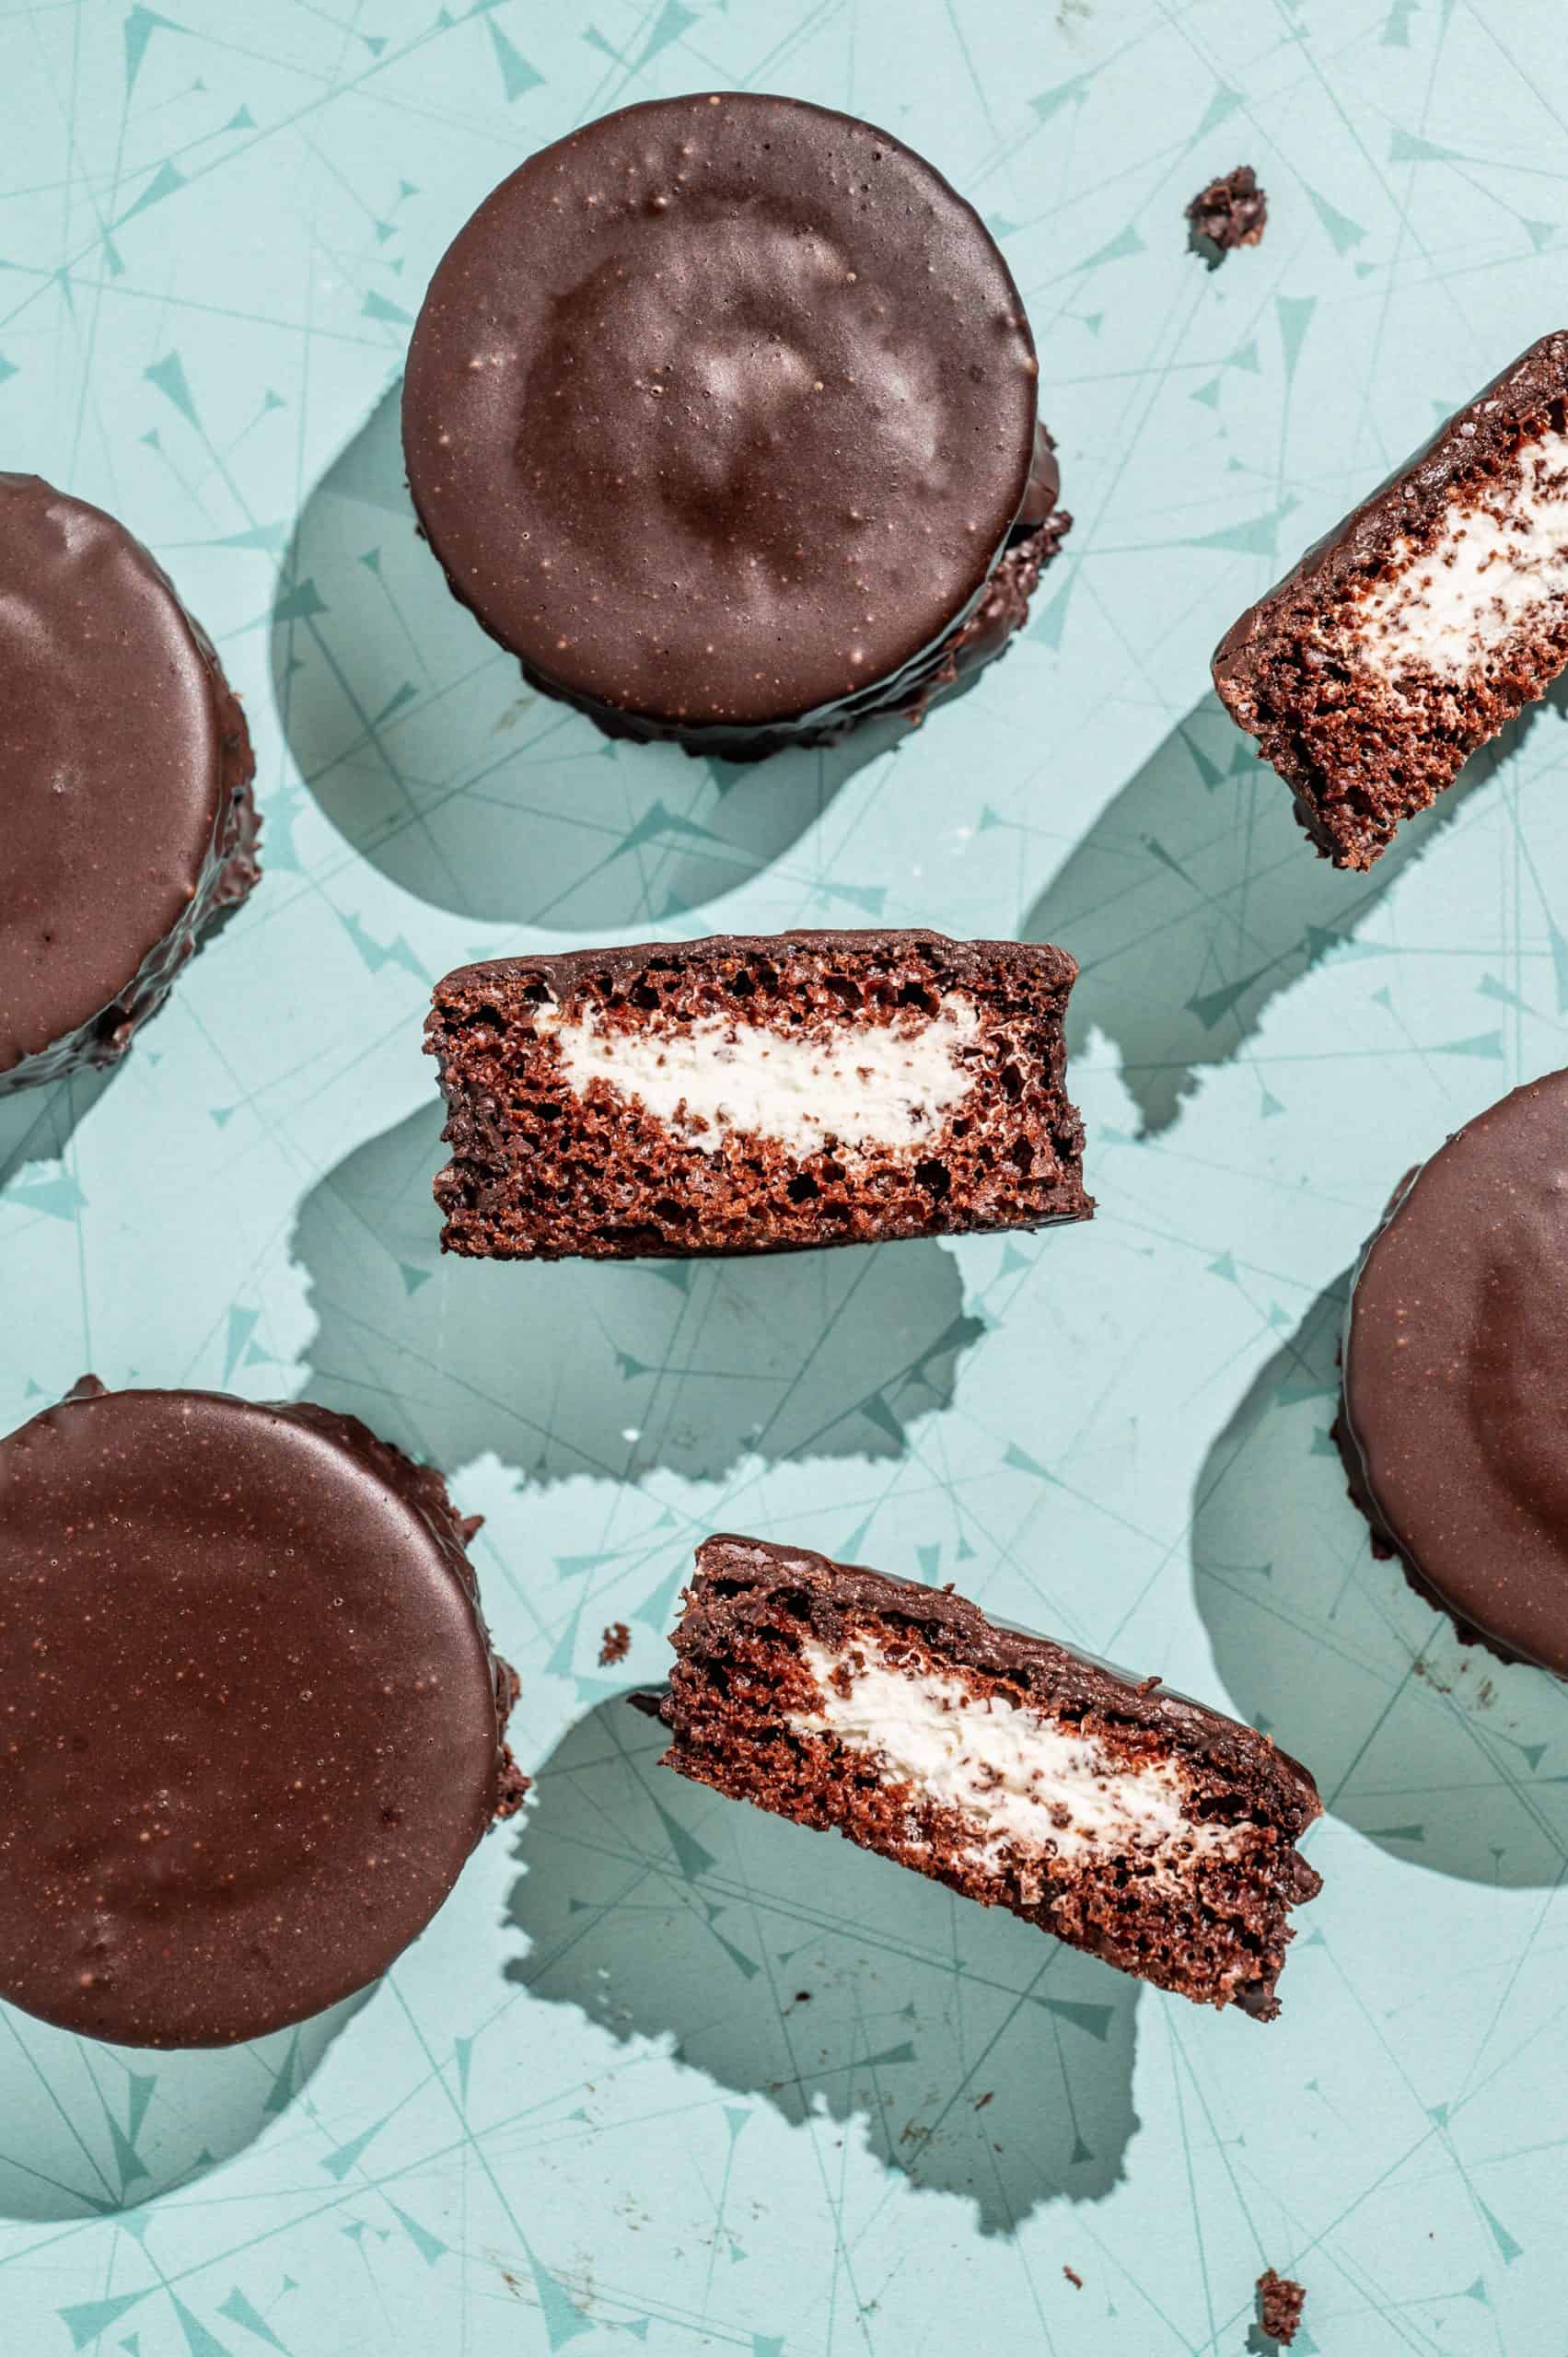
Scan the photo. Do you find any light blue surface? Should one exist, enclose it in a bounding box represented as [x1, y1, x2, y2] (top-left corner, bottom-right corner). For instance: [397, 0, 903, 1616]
[5, 2, 1568, 2349]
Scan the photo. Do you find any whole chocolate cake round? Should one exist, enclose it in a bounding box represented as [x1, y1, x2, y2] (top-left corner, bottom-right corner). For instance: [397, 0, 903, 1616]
[0, 475, 260, 1093]
[0, 1381, 524, 2047]
[1341, 1068, 1568, 1673]
[402, 93, 1067, 759]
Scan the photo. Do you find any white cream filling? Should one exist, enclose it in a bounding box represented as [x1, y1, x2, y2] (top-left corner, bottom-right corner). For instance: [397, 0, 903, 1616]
[533, 993, 981, 1158]
[1344, 427, 1568, 680]
[789, 1633, 1242, 1883]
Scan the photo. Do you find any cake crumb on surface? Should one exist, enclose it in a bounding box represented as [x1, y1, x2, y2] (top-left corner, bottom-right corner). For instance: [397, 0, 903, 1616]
[1063, 2266, 1083, 2290]
[1186, 165, 1267, 266]
[1257, 2269, 1305, 2346]
[598, 1621, 631, 1667]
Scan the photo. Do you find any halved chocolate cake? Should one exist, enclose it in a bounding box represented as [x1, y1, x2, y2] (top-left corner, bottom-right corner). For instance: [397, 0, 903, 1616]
[649, 1537, 1323, 2016]
[1214, 331, 1568, 867]
[425, 930, 1090, 1260]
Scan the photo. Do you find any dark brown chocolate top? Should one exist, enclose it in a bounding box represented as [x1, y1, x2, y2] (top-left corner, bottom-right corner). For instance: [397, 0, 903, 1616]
[0, 475, 240, 1077]
[402, 92, 1039, 731]
[1214, 331, 1568, 691]
[680, 1534, 1322, 1827]
[1342, 1067, 1568, 1676]
[0, 1382, 518, 2048]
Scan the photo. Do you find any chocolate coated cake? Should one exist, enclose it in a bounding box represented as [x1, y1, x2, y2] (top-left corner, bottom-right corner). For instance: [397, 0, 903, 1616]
[425, 930, 1090, 1260]
[0, 1380, 523, 2048]
[1214, 332, 1568, 867]
[649, 1537, 1323, 2015]
[0, 475, 260, 1091]
[402, 93, 1068, 759]
[1341, 1066, 1568, 1674]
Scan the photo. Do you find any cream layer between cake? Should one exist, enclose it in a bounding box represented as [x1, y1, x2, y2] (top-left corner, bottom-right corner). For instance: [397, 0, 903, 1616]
[532, 994, 982, 1157]
[788, 1631, 1245, 1886]
[1344, 427, 1568, 681]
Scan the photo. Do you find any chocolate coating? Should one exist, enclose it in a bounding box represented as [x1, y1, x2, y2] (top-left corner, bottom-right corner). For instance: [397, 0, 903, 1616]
[403, 93, 1040, 745]
[1342, 1068, 1568, 1674]
[0, 1382, 521, 2048]
[0, 476, 260, 1090]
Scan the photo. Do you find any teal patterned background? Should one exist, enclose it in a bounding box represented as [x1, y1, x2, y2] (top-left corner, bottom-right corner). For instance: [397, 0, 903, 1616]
[6, 0, 1568, 2348]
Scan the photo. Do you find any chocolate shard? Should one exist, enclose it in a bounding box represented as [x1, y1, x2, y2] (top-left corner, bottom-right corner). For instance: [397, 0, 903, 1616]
[650, 1536, 1324, 2016]
[425, 929, 1091, 1260]
[1214, 331, 1568, 868]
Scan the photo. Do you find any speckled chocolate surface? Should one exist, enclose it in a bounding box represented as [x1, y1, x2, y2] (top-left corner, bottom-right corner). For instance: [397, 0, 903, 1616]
[1341, 1066, 1568, 1676]
[0, 475, 260, 1092]
[0, 1380, 522, 2048]
[403, 92, 1051, 753]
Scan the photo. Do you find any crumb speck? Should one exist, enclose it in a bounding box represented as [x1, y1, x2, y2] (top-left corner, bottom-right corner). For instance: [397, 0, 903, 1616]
[598, 1621, 631, 1667]
[1186, 165, 1267, 269]
[1257, 2269, 1305, 2347]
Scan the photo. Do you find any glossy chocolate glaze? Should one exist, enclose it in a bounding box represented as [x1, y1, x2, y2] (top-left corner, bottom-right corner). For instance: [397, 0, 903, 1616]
[0, 475, 260, 1092]
[0, 1382, 522, 2048]
[403, 93, 1051, 755]
[1342, 1069, 1568, 1675]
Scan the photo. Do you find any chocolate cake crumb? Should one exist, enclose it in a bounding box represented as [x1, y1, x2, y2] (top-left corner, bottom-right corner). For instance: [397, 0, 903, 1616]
[598, 1621, 632, 1668]
[1187, 165, 1267, 267]
[1257, 2269, 1305, 2345]
[1063, 2266, 1084, 2290]
[651, 1535, 1324, 2014]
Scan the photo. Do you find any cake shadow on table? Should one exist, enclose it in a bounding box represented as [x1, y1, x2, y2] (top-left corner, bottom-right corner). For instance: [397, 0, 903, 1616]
[290, 1101, 982, 1485]
[1023, 682, 1566, 1138]
[504, 1697, 1139, 2235]
[0, 1992, 366, 2223]
[0, 1065, 120, 1199]
[1191, 1274, 1568, 1888]
[270, 381, 901, 933]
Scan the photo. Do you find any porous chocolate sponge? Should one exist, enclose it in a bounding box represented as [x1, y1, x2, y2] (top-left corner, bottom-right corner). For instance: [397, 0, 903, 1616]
[1214, 331, 1568, 867]
[650, 1537, 1324, 2016]
[425, 930, 1090, 1260]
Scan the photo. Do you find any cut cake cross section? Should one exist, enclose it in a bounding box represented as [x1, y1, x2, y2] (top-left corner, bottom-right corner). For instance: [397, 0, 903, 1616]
[425, 930, 1090, 1260]
[650, 1536, 1324, 2016]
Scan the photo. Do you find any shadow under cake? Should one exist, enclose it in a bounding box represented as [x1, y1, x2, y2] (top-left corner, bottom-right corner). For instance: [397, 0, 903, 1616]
[0, 474, 260, 1092]
[646, 1535, 1323, 2017]
[424, 929, 1090, 1260]
[401, 91, 1068, 761]
[1214, 331, 1568, 867]
[0, 1380, 522, 2049]
[1340, 1066, 1568, 1673]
